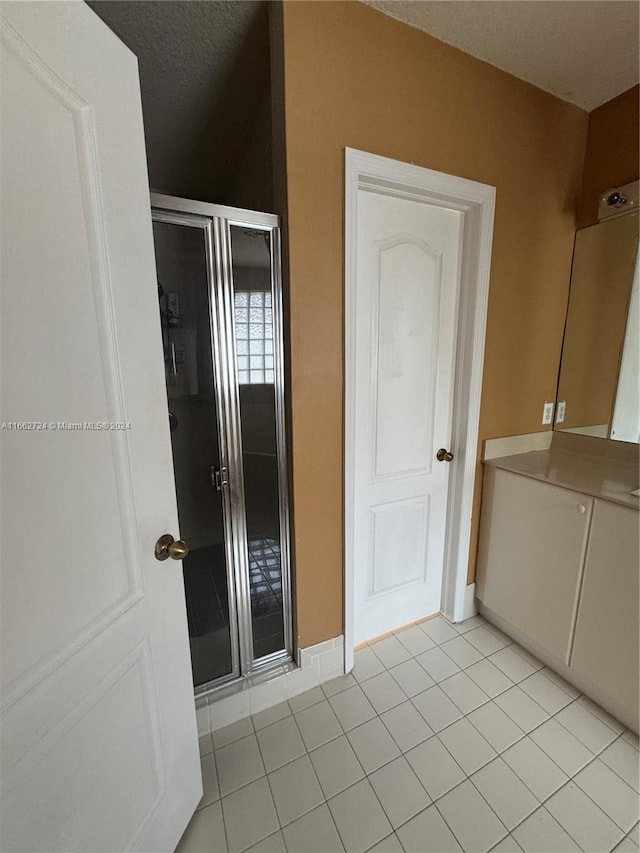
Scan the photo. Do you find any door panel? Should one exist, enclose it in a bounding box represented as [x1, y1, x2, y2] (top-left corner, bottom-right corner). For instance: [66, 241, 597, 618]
[354, 190, 462, 643]
[2, 641, 163, 853]
[152, 218, 238, 688]
[1, 4, 200, 850]
[374, 238, 439, 478]
[477, 468, 592, 663]
[228, 225, 288, 662]
[370, 498, 429, 593]
[570, 499, 639, 724]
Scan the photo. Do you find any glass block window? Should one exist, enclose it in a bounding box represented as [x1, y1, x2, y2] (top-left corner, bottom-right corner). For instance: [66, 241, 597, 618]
[234, 291, 274, 385]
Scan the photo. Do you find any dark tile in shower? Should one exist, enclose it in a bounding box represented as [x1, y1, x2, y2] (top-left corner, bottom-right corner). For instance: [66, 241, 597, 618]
[247, 533, 286, 658]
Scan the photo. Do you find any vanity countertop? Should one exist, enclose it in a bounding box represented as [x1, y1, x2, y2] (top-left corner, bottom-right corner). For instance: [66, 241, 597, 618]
[485, 448, 640, 510]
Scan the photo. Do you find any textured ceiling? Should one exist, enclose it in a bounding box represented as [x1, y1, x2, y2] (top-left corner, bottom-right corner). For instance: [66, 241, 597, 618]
[89, 0, 270, 203]
[88, 0, 637, 203]
[364, 1, 639, 111]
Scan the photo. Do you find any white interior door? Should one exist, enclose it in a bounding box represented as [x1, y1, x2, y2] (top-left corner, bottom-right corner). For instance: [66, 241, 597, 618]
[353, 189, 463, 644]
[0, 3, 200, 850]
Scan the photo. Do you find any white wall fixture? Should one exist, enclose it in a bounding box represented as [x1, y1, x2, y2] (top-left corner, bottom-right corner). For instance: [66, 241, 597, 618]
[542, 401, 555, 425]
[598, 180, 639, 221]
[344, 148, 496, 671]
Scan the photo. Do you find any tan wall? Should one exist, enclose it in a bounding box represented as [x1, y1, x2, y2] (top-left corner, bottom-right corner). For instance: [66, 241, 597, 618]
[577, 85, 639, 229]
[281, 1, 588, 647]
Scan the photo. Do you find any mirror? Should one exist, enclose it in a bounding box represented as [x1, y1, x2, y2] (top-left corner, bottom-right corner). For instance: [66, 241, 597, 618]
[556, 211, 639, 443]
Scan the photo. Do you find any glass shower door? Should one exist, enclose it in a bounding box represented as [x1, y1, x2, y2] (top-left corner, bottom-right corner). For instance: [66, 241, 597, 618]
[228, 225, 291, 665]
[151, 194, 292, 692]
[152, 215, 239, 689]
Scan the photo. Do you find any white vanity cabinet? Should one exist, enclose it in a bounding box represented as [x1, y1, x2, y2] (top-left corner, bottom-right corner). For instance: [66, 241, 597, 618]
[570, 499, 639, 726]
[476, 468, 592, 663]
[476, 462, 639, 731]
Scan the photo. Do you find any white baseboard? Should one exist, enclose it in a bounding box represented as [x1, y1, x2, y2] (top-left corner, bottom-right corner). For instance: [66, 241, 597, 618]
[462, 583, 478, 620]
[196, 635, 345, 736]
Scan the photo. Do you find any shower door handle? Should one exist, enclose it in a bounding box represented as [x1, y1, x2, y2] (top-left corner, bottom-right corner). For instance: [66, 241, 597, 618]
[211, 465, 228, 492]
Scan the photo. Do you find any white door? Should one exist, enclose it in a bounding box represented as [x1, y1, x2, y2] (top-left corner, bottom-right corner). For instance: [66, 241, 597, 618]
[353, 189, 463, 644]
[0, 3, 200, 851]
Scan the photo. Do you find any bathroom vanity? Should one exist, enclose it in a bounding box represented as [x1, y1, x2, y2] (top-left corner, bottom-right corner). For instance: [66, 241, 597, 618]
[476, 435, 639, 732]
[477, 192, 640, 733]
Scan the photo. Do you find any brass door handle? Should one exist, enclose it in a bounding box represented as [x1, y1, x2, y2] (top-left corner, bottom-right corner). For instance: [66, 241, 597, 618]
[154, 534, 189, 561]
[436, 448, 454, 462]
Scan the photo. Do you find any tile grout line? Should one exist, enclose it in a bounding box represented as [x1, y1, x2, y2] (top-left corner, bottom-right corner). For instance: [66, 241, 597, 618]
[360, 620, 635, 849]
[412, 685, 517, 849]
[251, 710, 288, 852]
[522, 706, 626, 786]
[468, 735, 629, 850]
[338, 638, 608, 808]
[333, 708, 402, 850]
[364, 631, 514, 846]
[467, 719, 617, 847]
[564, 731, 640, 831]
[209, 655, 607, 823]
[197, 613, 638, 853]
[210, 735, 230, 852]
[369, 688, 512, 847]
[407, 618, 636, 849]
[351, 741, 432, 847]
[432, 784, 510, 853]
[287, 700, 348, 852]
[362, 831, 401, 853]
[347, 730, 626, 853]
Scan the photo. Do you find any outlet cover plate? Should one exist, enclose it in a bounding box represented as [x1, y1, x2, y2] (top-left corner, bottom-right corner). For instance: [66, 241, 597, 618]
[542, 402, 554, 425]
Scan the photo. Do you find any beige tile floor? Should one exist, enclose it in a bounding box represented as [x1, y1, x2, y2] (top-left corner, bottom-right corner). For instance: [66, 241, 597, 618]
[177, 614, 640, 853]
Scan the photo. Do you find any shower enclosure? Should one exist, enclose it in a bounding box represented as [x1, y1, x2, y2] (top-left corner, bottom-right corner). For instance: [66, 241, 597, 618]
[151, 194, 292, 693]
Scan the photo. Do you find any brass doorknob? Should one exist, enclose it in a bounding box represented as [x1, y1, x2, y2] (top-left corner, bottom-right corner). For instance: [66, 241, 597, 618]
[154, 534, 189, 561]
[436, 448, 454, 462]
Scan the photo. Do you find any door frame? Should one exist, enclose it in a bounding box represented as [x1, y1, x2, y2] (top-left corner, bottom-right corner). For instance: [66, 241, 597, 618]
[344, 148, 496, 671]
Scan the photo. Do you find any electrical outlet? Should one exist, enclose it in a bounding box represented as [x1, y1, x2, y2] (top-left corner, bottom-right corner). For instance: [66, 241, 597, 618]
[556, 401, 566, 423]
[542, 401, 554, 425]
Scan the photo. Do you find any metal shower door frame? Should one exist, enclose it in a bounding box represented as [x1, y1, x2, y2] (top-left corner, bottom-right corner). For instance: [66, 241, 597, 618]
[151, 208, 241, 690]
[151, 193, 293, 692]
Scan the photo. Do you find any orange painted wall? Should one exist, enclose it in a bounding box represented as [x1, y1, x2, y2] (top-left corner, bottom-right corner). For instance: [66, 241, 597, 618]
[280, 1, 588, 646]
[578, 85, 639, 229]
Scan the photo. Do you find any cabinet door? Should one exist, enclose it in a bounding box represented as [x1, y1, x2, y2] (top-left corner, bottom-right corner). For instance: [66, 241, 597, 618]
[477, 468, 592, 662]
[571, 500, 639, 727]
